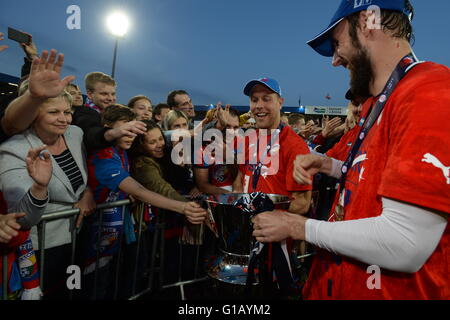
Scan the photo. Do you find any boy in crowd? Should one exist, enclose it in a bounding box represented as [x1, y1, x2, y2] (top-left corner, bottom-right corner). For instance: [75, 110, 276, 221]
[72, 72, 146, 152]
[152, 103, 171, 128]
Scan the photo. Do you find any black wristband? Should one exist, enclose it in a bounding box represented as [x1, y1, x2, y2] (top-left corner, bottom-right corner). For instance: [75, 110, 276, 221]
[27, 189, 49, 207]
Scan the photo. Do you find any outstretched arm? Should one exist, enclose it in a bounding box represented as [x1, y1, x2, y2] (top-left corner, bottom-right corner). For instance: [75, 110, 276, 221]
[0, 213, 25, 243]
[2, 49, 75, 136]
[252, 198, 448, 273]
[119, 177, 207, 225]
[293, 153, 341, 185]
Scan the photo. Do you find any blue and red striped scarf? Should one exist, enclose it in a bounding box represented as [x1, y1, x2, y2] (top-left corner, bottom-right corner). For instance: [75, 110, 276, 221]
[84, 98, 102, 114]
[0, 236, 40, 297]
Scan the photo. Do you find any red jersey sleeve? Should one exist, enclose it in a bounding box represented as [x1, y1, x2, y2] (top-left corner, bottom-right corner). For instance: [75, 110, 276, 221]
[378, 63, 450, 214]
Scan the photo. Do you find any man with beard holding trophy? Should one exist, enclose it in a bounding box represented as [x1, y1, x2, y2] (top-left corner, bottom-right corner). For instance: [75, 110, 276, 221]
[252, 0, 450, 300]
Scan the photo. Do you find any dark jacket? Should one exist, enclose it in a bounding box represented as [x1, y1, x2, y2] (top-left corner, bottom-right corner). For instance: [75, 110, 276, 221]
[72, 106, 113, 152]
[131, 155, 186, 202]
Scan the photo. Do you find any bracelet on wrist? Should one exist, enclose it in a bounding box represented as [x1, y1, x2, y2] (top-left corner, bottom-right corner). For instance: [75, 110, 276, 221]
[27, 189, 49, 207]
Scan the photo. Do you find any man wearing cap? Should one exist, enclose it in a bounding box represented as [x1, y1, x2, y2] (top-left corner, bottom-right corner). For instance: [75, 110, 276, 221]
[232, 77, 312, 297]
[234, 77, 312, 215]
[252, 0, 450, 300]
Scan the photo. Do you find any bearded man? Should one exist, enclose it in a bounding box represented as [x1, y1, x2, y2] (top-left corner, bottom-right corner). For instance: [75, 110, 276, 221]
[252, 0, 450, 300]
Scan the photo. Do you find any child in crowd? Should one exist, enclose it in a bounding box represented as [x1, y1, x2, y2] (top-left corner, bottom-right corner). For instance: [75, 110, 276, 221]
[82, 105, 137, 299]
[81, 105, 206, 299]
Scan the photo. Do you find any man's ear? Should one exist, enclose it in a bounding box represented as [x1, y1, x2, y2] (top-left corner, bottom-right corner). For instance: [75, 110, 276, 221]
[278, 97, 285, 109]
[86, 89, 94, 100]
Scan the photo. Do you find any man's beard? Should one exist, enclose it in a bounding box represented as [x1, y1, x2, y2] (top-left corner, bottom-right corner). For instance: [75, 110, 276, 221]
[349, 46, 374, 98]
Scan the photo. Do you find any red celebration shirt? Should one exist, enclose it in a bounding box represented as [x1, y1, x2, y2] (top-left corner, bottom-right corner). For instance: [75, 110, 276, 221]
[239, 125, 312, 196]
[303, 62, 450, 300]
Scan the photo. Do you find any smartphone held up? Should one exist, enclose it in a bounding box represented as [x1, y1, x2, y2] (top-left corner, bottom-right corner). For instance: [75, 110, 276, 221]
[8, 27, 31, 44]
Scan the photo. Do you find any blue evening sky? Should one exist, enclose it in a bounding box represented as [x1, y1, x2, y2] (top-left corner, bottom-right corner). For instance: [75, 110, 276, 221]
[1, 0, 449, 107]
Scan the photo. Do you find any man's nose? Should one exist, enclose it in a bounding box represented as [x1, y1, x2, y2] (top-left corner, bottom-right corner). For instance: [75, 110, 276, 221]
[253, 100, 264, 109]
[332, 50, 344, 67]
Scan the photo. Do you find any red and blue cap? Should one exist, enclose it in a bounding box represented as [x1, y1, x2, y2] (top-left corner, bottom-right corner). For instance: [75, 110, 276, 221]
[243, 77, 282, 97]
[307, 0, 412, 57]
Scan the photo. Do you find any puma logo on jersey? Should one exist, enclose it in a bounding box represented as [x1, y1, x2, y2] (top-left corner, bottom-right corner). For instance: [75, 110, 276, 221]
[352, 154, 368, 168]
[359, 167, 366, 182]
[377, 111, 383, 126]
[422, 153, 450, 185]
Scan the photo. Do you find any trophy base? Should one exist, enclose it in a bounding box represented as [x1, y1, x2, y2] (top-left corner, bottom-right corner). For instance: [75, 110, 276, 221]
[207, 251, 258, 286]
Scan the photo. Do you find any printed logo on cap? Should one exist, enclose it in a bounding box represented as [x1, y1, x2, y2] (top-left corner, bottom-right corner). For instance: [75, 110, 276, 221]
[354, 0, 373, 9]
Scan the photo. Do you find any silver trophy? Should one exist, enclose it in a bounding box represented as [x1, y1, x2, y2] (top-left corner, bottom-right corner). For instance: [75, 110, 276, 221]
[204, 193, 290, 285]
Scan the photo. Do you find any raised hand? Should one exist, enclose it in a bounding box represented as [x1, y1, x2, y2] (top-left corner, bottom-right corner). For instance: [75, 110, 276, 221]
[0, 32, 8, 52]
[216, 103, 233, 130]
[322, 115, 329, 128]
[20, 35, 38, 60]
[25, 145, 52, 188]
[28, 49, 76, 100]
[0, 213, 25, 243]
[74, 188, 96, 228]
[203, 108, 217, 124]
[299, 122, 315, 140]
[107, 120, 147, 141]
[322, 117, 343, 138]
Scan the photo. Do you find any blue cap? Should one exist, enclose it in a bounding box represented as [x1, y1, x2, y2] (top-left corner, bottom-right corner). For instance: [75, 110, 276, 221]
[307, 0, 411, 57]
[243, 78, 282, 96]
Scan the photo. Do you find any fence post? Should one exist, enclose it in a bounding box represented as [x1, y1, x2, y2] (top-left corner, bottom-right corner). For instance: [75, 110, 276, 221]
[131, 203, 145, 296]
[68, 214, 78, 300]
[38, 221, 46, 294]
[194, 224, 204, 279]
[112, 204, 126, 300]
[93, 209, 104, 300]
[2, 253, 8, 300]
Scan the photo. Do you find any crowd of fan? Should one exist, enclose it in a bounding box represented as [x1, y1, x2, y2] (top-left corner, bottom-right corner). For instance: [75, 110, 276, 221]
[0, 35, 359, 300]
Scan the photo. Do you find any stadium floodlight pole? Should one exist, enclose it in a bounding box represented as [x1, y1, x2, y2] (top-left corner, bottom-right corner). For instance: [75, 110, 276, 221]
[111, 38, 119, 79]
[106, 11, 129, 79]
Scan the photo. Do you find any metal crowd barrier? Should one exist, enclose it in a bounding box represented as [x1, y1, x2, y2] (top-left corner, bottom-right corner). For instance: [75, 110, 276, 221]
[1, 199, 208, 301]
[2, 200, 315, 301]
